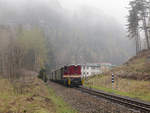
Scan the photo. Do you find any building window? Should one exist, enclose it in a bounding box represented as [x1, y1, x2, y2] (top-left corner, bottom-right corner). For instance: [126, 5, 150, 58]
[83, 66, 85, 69]
[91, 67, 95, 69]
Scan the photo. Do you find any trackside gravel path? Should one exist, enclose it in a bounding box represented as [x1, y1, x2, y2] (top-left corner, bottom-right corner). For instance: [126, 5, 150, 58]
[48, 81, 141, 113]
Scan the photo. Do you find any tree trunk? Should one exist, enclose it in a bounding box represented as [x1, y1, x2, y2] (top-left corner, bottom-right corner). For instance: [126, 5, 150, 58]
[143, 16, 150, 49]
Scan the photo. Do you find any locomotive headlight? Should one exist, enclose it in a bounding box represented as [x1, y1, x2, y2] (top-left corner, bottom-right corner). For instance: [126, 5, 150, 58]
[81, 79, 84, 85]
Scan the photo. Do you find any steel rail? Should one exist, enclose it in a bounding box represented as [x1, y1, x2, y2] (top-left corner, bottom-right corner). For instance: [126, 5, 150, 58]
[76, 86, 150, 113]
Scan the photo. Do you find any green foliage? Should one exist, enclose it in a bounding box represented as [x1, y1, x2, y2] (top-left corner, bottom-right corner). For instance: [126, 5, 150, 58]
[17, 27, 48, 70]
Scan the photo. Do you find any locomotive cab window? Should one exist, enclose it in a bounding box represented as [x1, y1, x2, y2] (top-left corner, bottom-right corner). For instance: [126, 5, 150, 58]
[74, 66, 78, 70]
[64, 66, 68, 73]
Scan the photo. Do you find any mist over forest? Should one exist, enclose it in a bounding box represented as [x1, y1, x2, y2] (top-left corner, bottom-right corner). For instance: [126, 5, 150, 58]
[0, 0, 135, 72]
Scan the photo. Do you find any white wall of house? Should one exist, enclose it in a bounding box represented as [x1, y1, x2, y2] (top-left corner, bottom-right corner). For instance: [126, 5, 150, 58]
[81, 64, 101, 77]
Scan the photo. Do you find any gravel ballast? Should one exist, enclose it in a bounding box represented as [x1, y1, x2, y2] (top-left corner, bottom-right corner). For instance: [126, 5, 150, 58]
[48, 81, 141, 113]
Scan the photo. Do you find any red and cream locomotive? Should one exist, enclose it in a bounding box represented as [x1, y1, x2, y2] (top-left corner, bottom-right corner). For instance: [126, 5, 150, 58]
[49, 64, 84, 87]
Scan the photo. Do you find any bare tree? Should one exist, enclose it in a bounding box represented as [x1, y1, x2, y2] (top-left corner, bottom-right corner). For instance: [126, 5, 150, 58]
[127, 0, 150, 52]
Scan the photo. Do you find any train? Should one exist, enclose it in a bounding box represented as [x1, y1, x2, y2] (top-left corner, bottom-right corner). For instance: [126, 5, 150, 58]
[49, 64, 84, 87]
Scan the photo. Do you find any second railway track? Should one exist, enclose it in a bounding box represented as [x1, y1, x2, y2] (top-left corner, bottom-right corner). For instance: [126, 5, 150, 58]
[76, 86, 150, 113]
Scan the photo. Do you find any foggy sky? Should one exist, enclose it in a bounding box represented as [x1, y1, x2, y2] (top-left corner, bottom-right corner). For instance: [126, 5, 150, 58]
[58, 0, 130, 25]
[0, 0, 131, 25]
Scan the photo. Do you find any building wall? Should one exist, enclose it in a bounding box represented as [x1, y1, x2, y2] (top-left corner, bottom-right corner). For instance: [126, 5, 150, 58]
[81, 64, 101, 77]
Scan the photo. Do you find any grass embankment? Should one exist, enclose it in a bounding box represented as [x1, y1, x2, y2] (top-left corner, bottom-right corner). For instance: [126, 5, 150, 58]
[0, 76, 76, 113]
[85, 75, 150, 102]
[84, 50, 150, 102]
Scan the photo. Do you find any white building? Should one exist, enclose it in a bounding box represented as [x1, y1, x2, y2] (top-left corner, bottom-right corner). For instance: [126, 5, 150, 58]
[81, 63, 101, 77]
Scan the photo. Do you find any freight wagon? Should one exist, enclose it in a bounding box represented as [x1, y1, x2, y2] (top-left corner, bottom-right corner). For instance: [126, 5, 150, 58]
[49, 65, 84, 87]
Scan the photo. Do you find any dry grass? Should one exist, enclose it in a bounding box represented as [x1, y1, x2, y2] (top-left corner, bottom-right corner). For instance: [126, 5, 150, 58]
[0, 76, 55, 113]
[104, 50, 150, 81]
[0, 76, 76, 113]
[85, 50, 150, 102]
[85, 75, 150, 102]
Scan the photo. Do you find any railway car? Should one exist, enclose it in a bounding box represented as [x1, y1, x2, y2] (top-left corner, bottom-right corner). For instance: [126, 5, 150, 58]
[50, 65, 84, 87]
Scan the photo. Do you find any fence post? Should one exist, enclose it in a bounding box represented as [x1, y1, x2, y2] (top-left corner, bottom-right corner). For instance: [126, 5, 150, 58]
[112, 73, 114, 89]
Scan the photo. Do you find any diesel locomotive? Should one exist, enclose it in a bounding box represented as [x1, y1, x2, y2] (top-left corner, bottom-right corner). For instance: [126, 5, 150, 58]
[49, 65, 84, 87]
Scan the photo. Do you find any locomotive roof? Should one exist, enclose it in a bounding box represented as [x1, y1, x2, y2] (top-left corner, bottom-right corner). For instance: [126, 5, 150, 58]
[51, 64, 81, 72]
[65, 64, 81, 66]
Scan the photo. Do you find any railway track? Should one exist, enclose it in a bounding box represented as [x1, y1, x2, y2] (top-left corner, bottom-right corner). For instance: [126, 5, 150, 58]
[76, 86, 150, 113]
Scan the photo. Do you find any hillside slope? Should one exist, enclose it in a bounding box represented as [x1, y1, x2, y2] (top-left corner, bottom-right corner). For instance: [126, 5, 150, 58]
[110, 49, 150, 80]
[85, 50, 150, 102]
